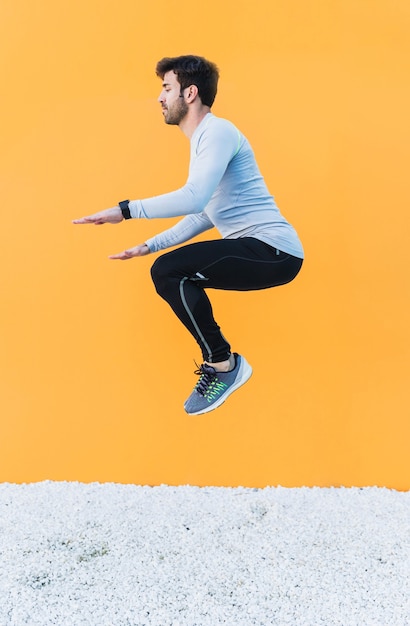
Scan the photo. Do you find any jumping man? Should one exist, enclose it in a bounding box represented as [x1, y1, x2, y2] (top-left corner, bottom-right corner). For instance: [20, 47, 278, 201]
[73, 55, 304, 415]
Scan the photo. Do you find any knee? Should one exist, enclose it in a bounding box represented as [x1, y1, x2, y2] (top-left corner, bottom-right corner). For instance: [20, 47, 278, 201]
[150, 254, 172, 295]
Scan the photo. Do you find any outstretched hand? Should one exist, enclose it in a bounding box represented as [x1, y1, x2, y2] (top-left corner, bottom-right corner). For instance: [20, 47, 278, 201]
[109, 244, 151, 260]
[72, 206, 123, 225]
[73, 206, 150, 259]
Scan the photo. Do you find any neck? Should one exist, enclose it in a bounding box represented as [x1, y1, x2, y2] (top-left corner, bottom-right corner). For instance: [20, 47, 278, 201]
[179, 106, 211, 139]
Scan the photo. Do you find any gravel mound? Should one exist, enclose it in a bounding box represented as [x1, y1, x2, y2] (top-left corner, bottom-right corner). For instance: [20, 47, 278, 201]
[0, 482, 409, 625]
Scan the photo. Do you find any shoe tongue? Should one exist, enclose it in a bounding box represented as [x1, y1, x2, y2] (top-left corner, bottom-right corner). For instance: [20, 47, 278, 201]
[196, 364, 217, 395]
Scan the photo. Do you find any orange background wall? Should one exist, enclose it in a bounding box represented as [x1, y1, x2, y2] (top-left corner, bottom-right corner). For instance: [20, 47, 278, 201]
[1, 0, 409, 489]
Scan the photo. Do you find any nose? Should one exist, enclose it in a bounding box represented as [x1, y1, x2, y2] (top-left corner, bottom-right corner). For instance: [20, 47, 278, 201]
[158, 90, 165, 103]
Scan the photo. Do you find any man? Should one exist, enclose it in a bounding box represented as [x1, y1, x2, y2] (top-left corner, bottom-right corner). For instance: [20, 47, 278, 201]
[73, 55, 304, 415]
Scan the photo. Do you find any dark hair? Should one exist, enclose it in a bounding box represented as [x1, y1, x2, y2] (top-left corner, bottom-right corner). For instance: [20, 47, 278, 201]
[156, 55, 219, 107]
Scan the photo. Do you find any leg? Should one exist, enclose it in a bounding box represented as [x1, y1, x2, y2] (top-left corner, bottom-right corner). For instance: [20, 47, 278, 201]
[151, 237, 303, 363]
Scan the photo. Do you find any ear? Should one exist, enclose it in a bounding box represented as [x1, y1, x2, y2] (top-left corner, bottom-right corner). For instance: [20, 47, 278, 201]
[185, 84, 199, 102]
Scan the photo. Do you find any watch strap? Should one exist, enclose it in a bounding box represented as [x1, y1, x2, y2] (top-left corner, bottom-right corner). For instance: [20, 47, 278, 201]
[119, 199, 131, 220]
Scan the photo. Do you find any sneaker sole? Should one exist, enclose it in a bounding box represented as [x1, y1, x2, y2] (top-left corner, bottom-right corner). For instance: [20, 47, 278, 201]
[185, 357, 253, 416]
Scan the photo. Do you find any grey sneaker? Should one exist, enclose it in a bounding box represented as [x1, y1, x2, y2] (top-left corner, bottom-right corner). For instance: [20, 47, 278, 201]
[184, 353, 252, 415]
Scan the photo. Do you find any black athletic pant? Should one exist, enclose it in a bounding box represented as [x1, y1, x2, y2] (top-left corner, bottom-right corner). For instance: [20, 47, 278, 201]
[151, 237, 303, 363]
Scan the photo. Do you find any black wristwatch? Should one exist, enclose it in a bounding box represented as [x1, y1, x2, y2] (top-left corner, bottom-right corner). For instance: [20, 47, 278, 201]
[119, 199, 132, 220]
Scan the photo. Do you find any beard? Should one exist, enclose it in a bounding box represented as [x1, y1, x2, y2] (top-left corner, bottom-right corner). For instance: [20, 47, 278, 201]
[163, 97, 188, 125]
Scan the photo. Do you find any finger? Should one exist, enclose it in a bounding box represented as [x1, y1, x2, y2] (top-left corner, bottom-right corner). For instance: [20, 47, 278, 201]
[72, 216, 98, 224]
[108, 251, 131, 260]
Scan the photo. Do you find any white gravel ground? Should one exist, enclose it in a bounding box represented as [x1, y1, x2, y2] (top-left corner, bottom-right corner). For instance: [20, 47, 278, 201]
[0, 482, 409, 626]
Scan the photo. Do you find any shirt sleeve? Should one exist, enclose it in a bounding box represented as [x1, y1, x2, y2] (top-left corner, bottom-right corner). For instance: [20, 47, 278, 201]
[128, 119, 240, 219]
[145, 213, 214, 253]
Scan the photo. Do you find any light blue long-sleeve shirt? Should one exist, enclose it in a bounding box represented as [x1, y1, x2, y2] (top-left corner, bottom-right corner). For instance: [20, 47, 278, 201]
[129, 113, 304, 259]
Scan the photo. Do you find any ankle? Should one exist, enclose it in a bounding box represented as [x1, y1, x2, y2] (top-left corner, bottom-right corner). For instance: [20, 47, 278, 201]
[206, 354, 235, 373]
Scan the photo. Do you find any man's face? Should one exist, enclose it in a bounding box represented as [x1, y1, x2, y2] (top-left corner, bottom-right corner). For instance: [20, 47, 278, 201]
[158, 70, 188, 125]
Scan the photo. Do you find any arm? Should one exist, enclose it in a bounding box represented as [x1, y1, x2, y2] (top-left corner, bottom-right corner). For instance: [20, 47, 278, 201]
[109, 213, 214, 260]
[71, 122, 237, 226]
[128, 120, 240, 219]
[145, 213, 214, 252]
